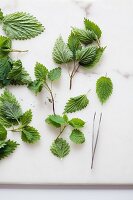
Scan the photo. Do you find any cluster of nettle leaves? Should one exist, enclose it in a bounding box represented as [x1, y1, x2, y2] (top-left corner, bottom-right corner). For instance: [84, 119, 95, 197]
[52, 18, 106, 89]
[0, 8, 113, 160]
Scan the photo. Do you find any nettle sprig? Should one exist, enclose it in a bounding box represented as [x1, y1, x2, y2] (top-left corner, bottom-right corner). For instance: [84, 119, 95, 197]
[28, 62, 61, 114]
[53, 18, 105, 89]
[45, 92, 89, 159]
[0, 89, 40, 160]
[0, 9, 44, 40]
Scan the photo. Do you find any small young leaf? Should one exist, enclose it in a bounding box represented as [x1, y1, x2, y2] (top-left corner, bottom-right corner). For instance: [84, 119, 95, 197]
[76, 46, 97, 66]
[84, 18, 102, 39]
[21, 126, 40, 143]
[28, 80, 44, 95]
[64, 94, 89, 113]
[96, 76, 113, 104]
[0, 56, 13, 88]
[67, 32, 81, 60]
[0, 124, 7, 140]
[0, 140, 19, 160]
[2, 12, 44, 40]
[35, 62, 48, 81]
[0, 35, 12, 57]
[20, 109, 32, 127]
[45, 115, 67, 128]
[48, 67, 61, 81]
[50, 138, 70, 158]
[70, 129, 85, 144]
[84, 47, 105, 68]
[72, 28, 96, 45]
[68, 118, 85, 129]
[8, 60, 31, 85]
[52, 36, 73, 64]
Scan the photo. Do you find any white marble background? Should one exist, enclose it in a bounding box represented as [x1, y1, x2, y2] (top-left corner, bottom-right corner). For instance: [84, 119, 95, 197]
[0, 0, 133, 184]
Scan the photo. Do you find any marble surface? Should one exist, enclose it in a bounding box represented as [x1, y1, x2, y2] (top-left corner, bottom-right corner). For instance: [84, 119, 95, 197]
[0, 0, 133, 185]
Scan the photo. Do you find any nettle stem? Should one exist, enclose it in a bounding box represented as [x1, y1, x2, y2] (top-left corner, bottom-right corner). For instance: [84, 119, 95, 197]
[56, 125, 67, 140]
[69, 61, 80, 90]
[45, 82, 56, 115]
[11, 49, 28, 53]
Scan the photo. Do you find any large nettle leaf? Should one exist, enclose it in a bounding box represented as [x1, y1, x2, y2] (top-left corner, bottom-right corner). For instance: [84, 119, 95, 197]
[52, 36, 73, 64]
[50, 138, 70, 158]
[2, 12, 44, 40]
[96, 76, 113, 104]
[64, 94, 89, 113]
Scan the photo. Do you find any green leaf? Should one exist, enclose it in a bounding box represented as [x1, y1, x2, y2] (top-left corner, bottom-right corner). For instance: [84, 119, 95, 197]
[0, 9, 4, 21]
[48, 67, 61, 81]
[72, 28, 96, 45]
[0, 56, 13, 88]
[8, 60, 32, 85]
[2, 12, 44, 40]
[96, 76, 113, 104]
[45, 115, 67, 128]
[67, 32, 81, 60]
[64, 94, 89, 113]
[52, 36, 73, 64]
[50, 138, 70, 158]
[0, 139, 18, 160]
[0, 124, 7, 140]
[84, 18, 102, 39]
[68, 118, 85, 129]
[0, 35, 12, 57]
[0, 89, 22, 123]
[0, 116, 12, 128]
[20, 109, 32, 127]
[0, 141, 6, 149]
[76, 46, 97, 66]
[28, 80, 44, 95]
[84, 47, 105, 68]
[35, 62, 48, 81]
[21, 126, 40, 143]
[70, 129, 85, 144]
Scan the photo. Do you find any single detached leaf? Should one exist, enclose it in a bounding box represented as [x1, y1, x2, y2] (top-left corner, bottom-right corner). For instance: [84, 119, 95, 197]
[67, 32, 81, 60]
[0, 140, 19, 160]
[0, 124, 7, 140]
[8, 60, 31, 85]
[2, 12, 44, 40]
[84, 18, 102, 39]
[0, 35, 12, 57]
[72, 28, 96, 45]
[48, 67, 61, 81]
[52, 36, 73, 64]
[68, 118, 85, 129]
[0, 56, 13, 88]
[21, 126, 40, 143]
[35, 62, 48, 81]
[45, 115, 67, 128]
[96, 76, 113, 104]
[0, 89, 22, 123]
[28, 80, 44, 95]
[50, 138, 70, 158]
[20, 109, 32, 127]
[64, 94, 89, 113]
[70, 129, 85, 144]
[76, 46, 97, 66]
[84, 47, 105, 68]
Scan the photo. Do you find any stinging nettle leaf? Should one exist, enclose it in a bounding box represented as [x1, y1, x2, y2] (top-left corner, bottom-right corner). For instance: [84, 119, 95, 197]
[21, 126, 40, 144]
[45, 115, 67, 128]
[0, 9, 4, 21]
[20, 109, 32, 127]
[0, 124, 7, 140]
[50, 138, 70, 158]
[70, 129, 85, 144]
[96, 76, 113, 104]
[28, 79, 44, 95]
[0, 35, 12, 57]
[35, 62, 48, 81]
[0, 141, 6, 149]
[48, 67, 61, 81]
[2, 12, 44, 40]
[68, 118, 85, 129]
[84, 18, 102, 39]
[64, 94, 89, 113]
[52, 36, 73, 64]
[76, 46, 97, 66]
